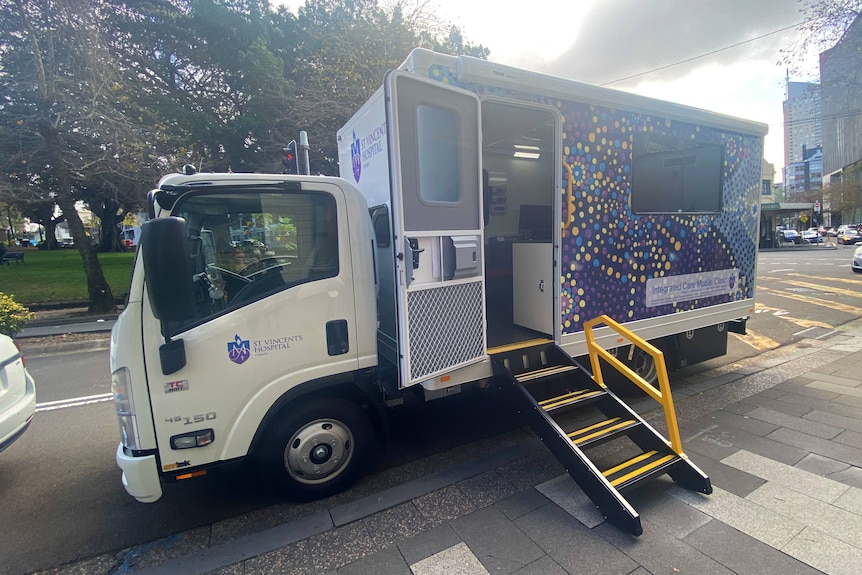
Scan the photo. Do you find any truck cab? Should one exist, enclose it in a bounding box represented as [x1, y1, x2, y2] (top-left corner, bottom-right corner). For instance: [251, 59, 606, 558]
[112, 173, 378, 503]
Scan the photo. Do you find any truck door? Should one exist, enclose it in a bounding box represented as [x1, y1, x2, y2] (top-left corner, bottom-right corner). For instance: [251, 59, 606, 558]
[385, 71, 486, 386]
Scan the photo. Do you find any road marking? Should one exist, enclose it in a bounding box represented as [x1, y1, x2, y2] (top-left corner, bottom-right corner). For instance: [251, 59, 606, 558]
[783, 279, 862, 299]
[786, 273, 862, 287]
[731, 328, 780, 351]
[758, 286, 862, 316]
[36, 392, 112, 412]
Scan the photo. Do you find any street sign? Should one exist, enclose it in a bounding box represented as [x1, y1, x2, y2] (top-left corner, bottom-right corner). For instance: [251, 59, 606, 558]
[814, 201, 821, 214]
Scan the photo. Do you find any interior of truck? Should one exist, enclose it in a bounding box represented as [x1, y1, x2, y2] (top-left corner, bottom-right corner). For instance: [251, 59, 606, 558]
[481, 101, 558, 349]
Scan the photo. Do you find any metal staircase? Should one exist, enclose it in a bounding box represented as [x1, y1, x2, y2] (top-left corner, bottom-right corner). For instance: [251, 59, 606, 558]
[490, 316, 711, 535]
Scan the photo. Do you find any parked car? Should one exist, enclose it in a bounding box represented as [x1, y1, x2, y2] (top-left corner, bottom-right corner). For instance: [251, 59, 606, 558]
[0, 334, 36, 454]
[802, 228, 822, 243]
[838, 229, 862, 245]
[853, 245, 862, 273]
[777, 229, 803, 244]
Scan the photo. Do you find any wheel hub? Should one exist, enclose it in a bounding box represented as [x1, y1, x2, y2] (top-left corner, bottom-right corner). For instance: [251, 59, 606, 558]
[285, 419, 354, 485]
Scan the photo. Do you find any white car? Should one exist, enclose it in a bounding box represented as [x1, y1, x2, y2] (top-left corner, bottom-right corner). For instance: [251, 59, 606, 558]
[853, 246, 862, 273]
[0, 334, 36, 453]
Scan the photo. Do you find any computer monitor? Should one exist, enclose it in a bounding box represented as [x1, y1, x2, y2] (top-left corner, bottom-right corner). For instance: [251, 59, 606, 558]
[518, 204, 552, 241]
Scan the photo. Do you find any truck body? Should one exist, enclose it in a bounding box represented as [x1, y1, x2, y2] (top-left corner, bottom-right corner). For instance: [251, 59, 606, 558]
[112, 49, 765, 530]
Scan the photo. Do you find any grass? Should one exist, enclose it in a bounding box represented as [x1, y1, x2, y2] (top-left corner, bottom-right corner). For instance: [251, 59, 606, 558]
[0, 248, 135, 306]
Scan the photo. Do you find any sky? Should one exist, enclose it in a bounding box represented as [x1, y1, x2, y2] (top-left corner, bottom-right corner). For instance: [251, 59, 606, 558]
[277, 0, 824, 182]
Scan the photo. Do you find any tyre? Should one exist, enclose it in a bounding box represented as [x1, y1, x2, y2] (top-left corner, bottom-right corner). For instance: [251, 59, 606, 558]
[601, 345, 658, 396]
[258, 397, 375, 501]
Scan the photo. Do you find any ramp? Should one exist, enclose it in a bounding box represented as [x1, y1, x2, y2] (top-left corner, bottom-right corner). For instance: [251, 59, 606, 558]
[490, 316, 711, 535]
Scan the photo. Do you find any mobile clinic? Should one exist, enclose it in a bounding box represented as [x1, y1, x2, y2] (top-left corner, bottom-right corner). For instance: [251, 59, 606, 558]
[112, 49, 765, 534]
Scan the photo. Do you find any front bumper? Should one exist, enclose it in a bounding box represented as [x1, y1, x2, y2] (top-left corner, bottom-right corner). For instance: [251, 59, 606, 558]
[116, 442, 162, 503]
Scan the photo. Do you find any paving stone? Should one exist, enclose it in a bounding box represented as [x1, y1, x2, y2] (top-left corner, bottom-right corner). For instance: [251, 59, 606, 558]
[337, 545, 411, 575]
[412, 485, 477, 528]
[802, 401, 862, 422]
[456, 469, 520, 509]
[776, 382, 842, 401]
[689, 409, 780, 437]
[361, 502, 431, 548]
[410, 542, 490, 575]
[496, 453, 566, 492]
[746, 482, 862, 548]
[622, 478, 712, 539]
[794, 452, 851, 476]
[510, 555, 568, 575]
[594, 518, 734, 575]
[683, 518, 822, 575]
[684, 451, 765, 498]
[449, 506, 545, 573]
[680, 420, 808, 467]
[804, 409, 862, 435]
[513, 504, 638, 575]
[744, 406, 843, 439]
[833, 486, 862, 517]
[534, 475, 605, 528]
[828, 466, 862, 489]
[396, 524, 463, 566]
[835, 429, 862, 449]
[766, 426, 862, 467]
[243, 540, 311, 575]
[667, 485, 805, 549]
[495, 489, 550, 521]
[737, 395, 813, 418]
[806, 380, 862, 398]
[719, 401, 757, 416]
[306, 521, 376, 572]
[803, 372, 862, 388]
[782, 526, 862, 575]
[722, 449, 850, 503]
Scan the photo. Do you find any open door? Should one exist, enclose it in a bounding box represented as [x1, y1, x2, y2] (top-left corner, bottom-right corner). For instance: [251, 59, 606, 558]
[385, 71, 486, 386]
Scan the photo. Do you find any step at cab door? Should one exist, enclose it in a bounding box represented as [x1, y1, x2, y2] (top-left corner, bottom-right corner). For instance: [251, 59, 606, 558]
[385, 71, 486, 386]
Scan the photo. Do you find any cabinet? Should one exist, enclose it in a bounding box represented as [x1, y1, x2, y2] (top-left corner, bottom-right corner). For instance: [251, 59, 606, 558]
[512, 243, 553, 334]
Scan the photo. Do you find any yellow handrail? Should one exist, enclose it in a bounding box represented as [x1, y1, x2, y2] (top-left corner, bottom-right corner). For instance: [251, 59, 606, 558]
[583, 314, 684, 456]
[562, 161, 574, 233]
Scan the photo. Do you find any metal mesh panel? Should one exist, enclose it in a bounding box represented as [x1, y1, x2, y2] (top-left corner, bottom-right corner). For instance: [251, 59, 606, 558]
[406, 281, 485, 381]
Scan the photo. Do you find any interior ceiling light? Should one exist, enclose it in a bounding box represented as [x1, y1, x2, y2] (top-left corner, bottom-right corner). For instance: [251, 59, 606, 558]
[513, 144, 541, 151]
[513, 151, 541, 159]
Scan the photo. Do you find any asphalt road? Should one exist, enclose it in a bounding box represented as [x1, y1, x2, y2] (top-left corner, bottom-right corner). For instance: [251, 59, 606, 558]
[2, 245, 861, 575]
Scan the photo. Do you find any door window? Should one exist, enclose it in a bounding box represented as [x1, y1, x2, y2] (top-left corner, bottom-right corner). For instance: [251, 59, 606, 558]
[169, 190, 338, 332]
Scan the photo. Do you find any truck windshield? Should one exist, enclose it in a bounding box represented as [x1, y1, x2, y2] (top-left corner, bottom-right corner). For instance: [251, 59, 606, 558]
[167, 189, 338, 332]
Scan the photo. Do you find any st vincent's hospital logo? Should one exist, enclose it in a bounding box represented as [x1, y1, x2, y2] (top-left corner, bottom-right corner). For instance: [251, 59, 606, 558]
[351, 131, 362, 182]
[228, 334, 251, 365]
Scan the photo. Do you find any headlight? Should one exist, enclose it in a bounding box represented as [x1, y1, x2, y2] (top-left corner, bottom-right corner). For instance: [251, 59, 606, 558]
[854, 246, 862, 257]
[112, 367, 141, 451]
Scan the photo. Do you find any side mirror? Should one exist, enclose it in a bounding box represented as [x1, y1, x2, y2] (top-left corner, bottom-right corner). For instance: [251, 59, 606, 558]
[140, 218, 196, 323]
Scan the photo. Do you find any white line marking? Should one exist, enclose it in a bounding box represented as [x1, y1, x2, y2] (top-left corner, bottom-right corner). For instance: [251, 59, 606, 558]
[36, 392, 113, 412]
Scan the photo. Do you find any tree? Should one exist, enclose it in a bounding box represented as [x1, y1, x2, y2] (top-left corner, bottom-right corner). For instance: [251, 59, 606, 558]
[1, 0, 124, 312]
[781, 0, 862, 73]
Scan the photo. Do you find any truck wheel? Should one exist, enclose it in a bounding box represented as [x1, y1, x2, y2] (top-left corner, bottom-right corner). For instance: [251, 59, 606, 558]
[259, 397, 374, 501]
[603, 346, 657, 396]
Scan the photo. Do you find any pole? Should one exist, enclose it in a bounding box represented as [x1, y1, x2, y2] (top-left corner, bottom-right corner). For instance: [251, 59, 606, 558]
[299, 131, 310, 175]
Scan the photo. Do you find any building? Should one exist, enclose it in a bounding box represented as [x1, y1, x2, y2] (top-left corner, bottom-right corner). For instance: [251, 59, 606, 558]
[783, 81, 822, 167]
[784, 145, 823, 200]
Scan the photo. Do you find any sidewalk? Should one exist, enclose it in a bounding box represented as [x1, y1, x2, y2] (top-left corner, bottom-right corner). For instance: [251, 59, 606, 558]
[42, 319, 862, 575]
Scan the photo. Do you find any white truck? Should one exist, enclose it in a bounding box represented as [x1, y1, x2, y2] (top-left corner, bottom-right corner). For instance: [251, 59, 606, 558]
[112, 49, 766, 534]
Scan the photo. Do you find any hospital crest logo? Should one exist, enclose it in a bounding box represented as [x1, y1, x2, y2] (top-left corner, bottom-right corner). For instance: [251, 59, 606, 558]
[227, 334, 251, 365]
[350, 131, 361, 182]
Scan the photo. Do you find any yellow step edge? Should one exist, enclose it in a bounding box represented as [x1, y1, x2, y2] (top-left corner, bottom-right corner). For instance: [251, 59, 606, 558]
[539, 389, 603, 410]
[569, 419, 636, 444]
[516, 365, 577, 382]
[487, 338, 553, 355]
[602, 450, 658, 477]
[606, 454, 677, 487]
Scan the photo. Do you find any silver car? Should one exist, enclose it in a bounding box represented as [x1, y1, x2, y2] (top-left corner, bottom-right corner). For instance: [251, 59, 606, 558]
[0, 334, 36, 453]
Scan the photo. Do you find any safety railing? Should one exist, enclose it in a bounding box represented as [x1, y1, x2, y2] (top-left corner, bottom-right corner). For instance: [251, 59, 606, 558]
[583, 314, 683, 455]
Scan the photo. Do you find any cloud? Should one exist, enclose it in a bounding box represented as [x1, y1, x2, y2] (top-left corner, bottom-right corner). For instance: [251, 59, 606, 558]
[541, 0, 804, 85]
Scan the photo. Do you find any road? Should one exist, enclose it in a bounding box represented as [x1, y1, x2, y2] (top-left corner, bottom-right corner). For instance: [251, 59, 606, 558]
[2, 246, 860, 575]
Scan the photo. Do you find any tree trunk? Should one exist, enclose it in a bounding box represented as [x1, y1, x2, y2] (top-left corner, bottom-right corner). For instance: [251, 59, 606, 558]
[40, 122, 116, 313]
